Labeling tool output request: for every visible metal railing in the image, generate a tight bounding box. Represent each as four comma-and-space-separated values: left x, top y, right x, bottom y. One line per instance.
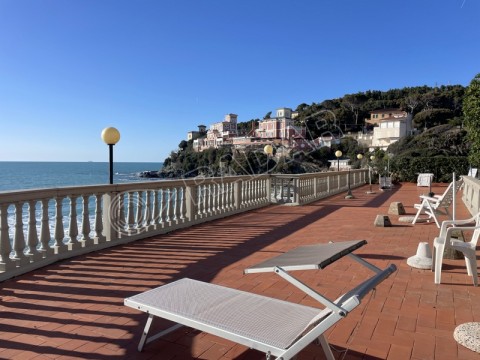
0, 170, 367, 281
271, 169, 367, 205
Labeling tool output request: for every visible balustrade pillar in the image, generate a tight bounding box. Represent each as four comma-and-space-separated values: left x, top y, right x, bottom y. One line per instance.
0, 203, 14, 271
144, 190, 152, 228
152, 190, 160, 226
12, 203, 28, 265
53, 197, 68, 254
102, 192, 120, 242
135, 191, 144, 229
93, 194, 106, 244
234, 180, 242, 209
26, 200, 41, 262
67, 196, 81, 250
127, 192, 135, 230
185, 185, 198, 222
81, 195, 92, 246
39, 199, 53, 257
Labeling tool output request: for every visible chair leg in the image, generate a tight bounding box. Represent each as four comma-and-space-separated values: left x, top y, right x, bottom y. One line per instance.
316, 335, 335, 360
431, 246, 436, 272
412, 202, 426, 225
464, 254, 478, 286
434, 243, 445, 284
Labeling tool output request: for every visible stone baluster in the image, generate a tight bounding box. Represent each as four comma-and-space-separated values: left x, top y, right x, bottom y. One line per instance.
249, 181, 254, 205
174, 188, 180, 222
152, 190, 159, 226
144, 190, 151, 228
211, 183, 217, 213
39, 199, 52, 257
205, 185, 211, 214
26, 200, 41, 262
258, 179, 262, 203
117, 192, 126, 234
215, 183, 221, 212
195, 186, 201, 217
179, 187, 186, 221
12, 202, 28, 264
0, 203, 14, 271
93, 194, 105, 244
136, 191, 144, 230
127, 192, 135, 230
162, 189, 169, 223
67, 196, 80, 250
53, 197, 67, 254
168, 189, 175, 222
81, 195, 92, 246
158, 189, 166, 227
222, 183, 227, 211
185, 185, 198, 222
221, 183, 227, 210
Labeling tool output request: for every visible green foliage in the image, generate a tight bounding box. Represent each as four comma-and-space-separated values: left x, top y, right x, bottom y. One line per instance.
464, 73, 480, 167
178, 140, 188, 150
388, 124, 468, 157
295, 84, 465, 135
389, 156, 469, 183
413, 108, 454, 129
237, 119, 259, 136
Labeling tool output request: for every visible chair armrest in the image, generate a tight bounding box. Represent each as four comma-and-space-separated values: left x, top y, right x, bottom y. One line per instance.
419, 195, 440, 202
445, 226, 479, 240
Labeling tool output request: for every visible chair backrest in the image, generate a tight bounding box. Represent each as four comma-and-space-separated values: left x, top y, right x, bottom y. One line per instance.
435, 177, 464, 209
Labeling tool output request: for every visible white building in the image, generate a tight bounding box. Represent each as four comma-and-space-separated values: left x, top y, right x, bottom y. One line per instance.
369, 113, 413, 151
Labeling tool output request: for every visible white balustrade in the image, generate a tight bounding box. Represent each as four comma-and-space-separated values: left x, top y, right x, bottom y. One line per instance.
462, 176, 480, 216
0, 171, 369, 281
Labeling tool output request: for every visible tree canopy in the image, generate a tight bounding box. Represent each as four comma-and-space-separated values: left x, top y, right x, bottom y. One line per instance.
464, 73, 480, 167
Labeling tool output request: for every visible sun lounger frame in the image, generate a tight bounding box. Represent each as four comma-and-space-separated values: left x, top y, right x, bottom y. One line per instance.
125, 240, 396, 360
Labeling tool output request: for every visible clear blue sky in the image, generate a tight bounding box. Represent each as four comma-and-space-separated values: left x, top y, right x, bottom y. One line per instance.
0, 0, 478, 162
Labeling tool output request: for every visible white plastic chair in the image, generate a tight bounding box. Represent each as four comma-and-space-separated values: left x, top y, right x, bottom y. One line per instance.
432, 212, 480, 286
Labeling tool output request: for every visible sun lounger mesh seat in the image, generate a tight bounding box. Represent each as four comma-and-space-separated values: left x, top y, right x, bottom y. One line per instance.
127, 278, 331, 350
125, 240, 396, 359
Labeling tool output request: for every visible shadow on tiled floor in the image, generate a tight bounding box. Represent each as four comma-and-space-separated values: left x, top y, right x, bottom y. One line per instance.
1, 182, 479, 359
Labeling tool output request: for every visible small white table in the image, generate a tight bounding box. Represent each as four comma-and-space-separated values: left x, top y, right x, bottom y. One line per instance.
417, 173, 434, 187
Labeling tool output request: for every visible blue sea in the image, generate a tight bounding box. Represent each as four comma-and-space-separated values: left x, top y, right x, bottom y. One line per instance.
0, 161, 163, 192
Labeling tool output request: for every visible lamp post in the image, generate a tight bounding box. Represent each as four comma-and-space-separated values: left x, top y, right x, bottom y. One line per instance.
367, 155, 375, 194
335, 150, 342, 171
345, 154, 363, 200
264, 144, 273, 174
101, 127, 121, 184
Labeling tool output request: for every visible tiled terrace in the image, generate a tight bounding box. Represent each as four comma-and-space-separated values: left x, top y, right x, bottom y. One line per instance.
0, 182, 479, 360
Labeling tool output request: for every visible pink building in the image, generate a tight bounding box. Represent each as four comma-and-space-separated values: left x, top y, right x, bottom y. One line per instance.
255, 108, 306, 141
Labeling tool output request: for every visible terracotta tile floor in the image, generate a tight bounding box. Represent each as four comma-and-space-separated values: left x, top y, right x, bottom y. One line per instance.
1, 182, 479, 360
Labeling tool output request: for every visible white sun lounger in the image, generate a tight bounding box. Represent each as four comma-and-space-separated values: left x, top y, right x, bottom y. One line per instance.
125, 240, 396, 360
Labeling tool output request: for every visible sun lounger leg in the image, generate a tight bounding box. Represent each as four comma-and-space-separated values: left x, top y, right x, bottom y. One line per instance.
138, 315, 184, 351
139, 314, 154, 351
317, 335, 335, 360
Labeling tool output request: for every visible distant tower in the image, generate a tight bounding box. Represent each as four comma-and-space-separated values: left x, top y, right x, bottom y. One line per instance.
276, 108, 292, 119
224, 114, 238, 123
198, 125, 207, 134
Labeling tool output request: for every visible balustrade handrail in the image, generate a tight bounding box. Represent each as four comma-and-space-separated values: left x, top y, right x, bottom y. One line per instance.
0, 170, 367, 281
